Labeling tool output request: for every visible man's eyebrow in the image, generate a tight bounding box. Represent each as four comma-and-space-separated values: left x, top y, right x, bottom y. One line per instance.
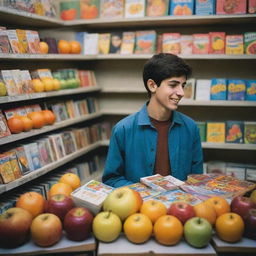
168, 80, 186, 84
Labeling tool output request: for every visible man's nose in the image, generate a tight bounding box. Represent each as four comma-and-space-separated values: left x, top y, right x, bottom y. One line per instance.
176, 84, 184, 96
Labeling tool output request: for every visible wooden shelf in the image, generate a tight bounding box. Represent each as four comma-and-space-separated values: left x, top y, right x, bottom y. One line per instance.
0, 87, 101, 104
0, 112, 102, 146
0, 142, 101, 195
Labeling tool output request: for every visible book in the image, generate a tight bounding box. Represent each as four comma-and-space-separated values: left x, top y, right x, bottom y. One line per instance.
244, 32, 256, 55
170, 0, 194, 15
11, 69, 24, 94
244, 122, 256, 144
210, 78, 227, 100
0, 111, 11, 138
120, 32, 135, 54
162, 33, 181, 55
61, 131, 77, 155
216, 0, 246, 14
209, 32, 225, 54
183, 78, 195, 100
0, 29, 12, 53
1, 70, 19, 96
225, 35, 244, 55
180, 35, 193, 55
109, 32, 122, 54
246, 80, 256, 101
37, 139, 53, 166
0, 154, 16, 184
71, 180, 114, 214
192, 33, 209, 54
6, 30, 22, 54
227, 79, 246, 100
125, 0, 145, 18
14, 146, 31, 174
100, 0, 124, 18
16, 29, 28, 54
98, 33, 111, 54
195, 0, 215, 15
196, 121, 206, 142
226, 121, 244, 143
26, 30, 41, 54
48, 134, 66, 160
146, 0, 169, 16
51, 102, 69, 122
206, 122, 226, 143
5, 151, 22, 179
195, 79, 211, 101
33, 0, 45, 15
135, 30, 156, 54
83, 33, 99, 55
20, 70, 34, 93
80, 0, 100, 19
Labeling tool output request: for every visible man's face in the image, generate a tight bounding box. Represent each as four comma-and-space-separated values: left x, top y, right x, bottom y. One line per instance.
151, 76, 186, 111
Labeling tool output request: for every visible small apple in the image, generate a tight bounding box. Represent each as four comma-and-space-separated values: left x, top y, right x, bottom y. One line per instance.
0, 82, 7, 96
45, 194, 74, 222
92, 211, 122, 242
30, 213, 62, 247
167, 202, 195, 225
250, 190, 256, 205
64, 207, 94, 241
184, 217, 212, 248
244, 208, 256, 240
231, 196, 256, 221
0, 207, 33, 248
103, 187, 140, 221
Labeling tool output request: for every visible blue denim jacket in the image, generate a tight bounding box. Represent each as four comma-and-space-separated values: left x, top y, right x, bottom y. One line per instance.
102, 103, 203, 187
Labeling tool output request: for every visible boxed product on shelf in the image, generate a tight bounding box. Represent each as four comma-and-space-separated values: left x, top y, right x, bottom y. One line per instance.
216, 0, 247, 14
59, 0, 80, 20
162, 33, 181, 55
248, 0, 256, 14
48, 134, 66, 160
225, 35, 244, 55
210, 78, 227, 100
5, 151, 22, 179
244, 121, 256, 144
192, 33, 209, 54
1, 70, 19, 96
195, 79, 211, 100
37, 138, 54, 166
227, 79, 246, 100
83, 33, 99, 55
109, 32, 122, 54
146, 0, 169, 16
196, 121, 206, 142
206, 122, 225, 143
26, 30, 41, 54
180, 35, 193, 55
125, 0, 145, 18
98, 33, 111, 54
71, 180, 114, 214
225, 163, 246, 180
0, 29, 12, 53
80, 0, 100, 19
61, 131, 78, 155
246, 80, 256, 101
244, 32, 256, 55
0, 153, 16, 184
24, 142, 42, 170
20, 70, 34, 93
100, 0, 124, 18
195, 0, 215, 15
0, 111, 11, 138
169, 0, 194, 15
6, 29, 22, 54
33, 0, 45, 15
135, 30, 157, 54
120, 31, 135, 54
209, 32, 225, 54
226, 121, 244, 143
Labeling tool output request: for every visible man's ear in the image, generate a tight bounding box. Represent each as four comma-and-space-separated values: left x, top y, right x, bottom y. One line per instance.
147, 79, 157, 93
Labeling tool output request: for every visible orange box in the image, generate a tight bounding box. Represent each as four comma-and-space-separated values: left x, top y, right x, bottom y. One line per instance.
209, 32, 225, 54
216, 0, 247, 14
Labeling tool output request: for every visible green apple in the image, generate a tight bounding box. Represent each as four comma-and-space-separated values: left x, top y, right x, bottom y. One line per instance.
0, 82, 7, 96
250, 190, 256, 205
184, 217, 212, 248
60, 79, 68, 89
92, 211, 122, 242
103, 187, 139, 221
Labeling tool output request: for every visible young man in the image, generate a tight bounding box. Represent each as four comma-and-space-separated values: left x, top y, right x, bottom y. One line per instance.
103, 53, 203, 187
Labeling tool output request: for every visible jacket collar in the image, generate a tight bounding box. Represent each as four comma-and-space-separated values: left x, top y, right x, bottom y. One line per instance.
138, 102, 183, 126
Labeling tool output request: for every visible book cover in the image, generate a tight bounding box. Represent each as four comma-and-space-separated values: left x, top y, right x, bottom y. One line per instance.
41, 0, 57, 17
206, 122, 226, 143
248, 0, 256, 14
197, 121, 206, 142
227, 79, 246, 100
170, 0, 194, 15
11, 69, 24, 94
210, 78, 227, 100
49, 134, 66, 160
225, 35, 244, 55
0, 29, 12, 53
180, 35, 193, 55
100, 0, 124, 18
98, 33, 111, 54
51, 102, 69, 122
244, 32, 256, 55
195, 0, 215, 15
183, 78, 195, 100
37, 139, 53, 166
120, 31, 135, 54
209, 32, 225, 54
59, 0, 80, 20
14, 146, 31, 174
61, 131, 77, 155
135, 30, 156, 54
109, 32, 122, 54
162, 33, 181, 55
80, 0, 100, 19
226, 121, 244, 143
246, 80, 256, 101
20, 70, 34, 93
3, 0, 35, 12
244, 122, 256, 144
126, 183, 161, 200
0, 111, 11, 138
33, 0, 45, 15
216, 0, 246, 14
84, 33, 99, 55
6, 30, 23, 54
29, 142, 42, 170
195, 79, 211, 101
125, 0, 145, 18
1, 70, 19, 96
0, 154, 16, 184
5, 151, 22, 179
146, 0, 169, 16
65, 100, 76, 118
16, 29, 28, 54
26, 30, 41, 54
192, 33, 209, 54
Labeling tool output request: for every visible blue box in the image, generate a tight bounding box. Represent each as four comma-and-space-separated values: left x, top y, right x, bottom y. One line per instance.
195, 0, 215, 15
169, 0, 194, 15
226, 121, 244, 143
246, 80, 256, 101
210, 78, 227, 100
227, 79, 246, 100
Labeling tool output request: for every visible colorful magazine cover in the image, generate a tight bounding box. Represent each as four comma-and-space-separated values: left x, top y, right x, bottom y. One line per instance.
109, 32, 122, 54
146, 0, 169, 16
135, 30, 156, 54
125, 0, 145, 18
98, 33, 111, 54
120, 32, 135, 54
80, 0, 100, 19
100, 0, 124, 18
126, 183, 161, 200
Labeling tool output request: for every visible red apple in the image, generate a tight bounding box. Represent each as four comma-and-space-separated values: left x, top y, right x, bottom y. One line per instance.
30, 213, 62, 247
0, 207, 33, 248
244, 208, 256, 240
64, 207, 94, 241
231, 196, 256, 221
45, 194, 74, 222
167, 202, 196, 225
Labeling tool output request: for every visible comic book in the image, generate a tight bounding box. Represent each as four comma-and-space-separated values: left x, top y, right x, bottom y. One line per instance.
0, 111, 11, 138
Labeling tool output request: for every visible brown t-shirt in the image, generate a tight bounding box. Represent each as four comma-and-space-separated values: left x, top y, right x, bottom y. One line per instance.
150, 117, 171, 176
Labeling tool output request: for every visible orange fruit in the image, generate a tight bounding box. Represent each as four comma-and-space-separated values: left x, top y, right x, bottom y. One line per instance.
204, 196, 230, 217
49, 182, 73, 198
32, 79, 44, 92
193, 202, 217, 226
18, 115, 34, 132
7, 116, 24, 133
123, 213, 153, 244
69, 41, 81, 54
27, 111, 45, 129
59, 173, 81, 191
153, 215, 183, 245
52, 79, 61, 90
41, 110, 55, 125
140, 200, 167, 224
16, 191, 45, 218
39, 41, 49, 54
41, 77, 54, 91
58, 40, 71, 54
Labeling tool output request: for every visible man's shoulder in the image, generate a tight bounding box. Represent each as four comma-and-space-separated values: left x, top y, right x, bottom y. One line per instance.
114, 111, 139, 130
